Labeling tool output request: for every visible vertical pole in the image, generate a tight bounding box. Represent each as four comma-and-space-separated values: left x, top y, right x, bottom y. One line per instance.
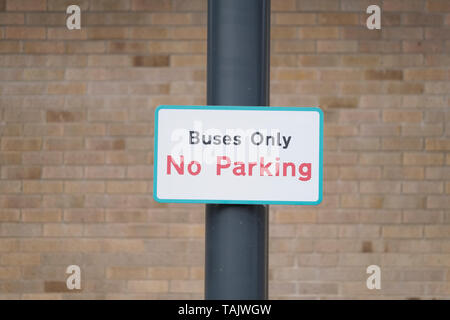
205, 0, 270, 300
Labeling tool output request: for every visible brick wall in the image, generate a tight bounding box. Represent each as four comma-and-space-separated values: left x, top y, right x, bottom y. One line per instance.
0, 0, 449, 299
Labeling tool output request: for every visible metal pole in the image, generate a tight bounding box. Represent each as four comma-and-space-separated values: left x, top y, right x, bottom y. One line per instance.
205, 0, 270, 300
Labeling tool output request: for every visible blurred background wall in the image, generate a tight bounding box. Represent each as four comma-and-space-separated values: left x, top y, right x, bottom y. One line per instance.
0, 0, 449, 299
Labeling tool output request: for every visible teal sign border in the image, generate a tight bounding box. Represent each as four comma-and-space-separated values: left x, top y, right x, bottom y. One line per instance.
153, 105, 323, 205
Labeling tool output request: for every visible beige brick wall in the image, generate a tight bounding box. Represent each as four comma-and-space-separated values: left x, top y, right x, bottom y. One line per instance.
0, 0, 449, 299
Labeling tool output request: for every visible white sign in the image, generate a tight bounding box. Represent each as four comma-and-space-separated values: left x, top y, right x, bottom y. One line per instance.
153, 106, 323, 205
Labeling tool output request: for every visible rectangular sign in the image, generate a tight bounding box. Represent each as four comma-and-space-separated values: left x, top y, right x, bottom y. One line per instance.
154, 105, 323, 205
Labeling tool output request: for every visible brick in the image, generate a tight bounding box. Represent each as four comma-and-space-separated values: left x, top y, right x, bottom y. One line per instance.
132, 0, 171, 11
297, 0, 338, 11
274, 209, 317, 224
22, 209, 62, 222
274, 13, 316, 25
42, 166, 83, 179
342, 55, 381, 67
5, 27, 45, 39
127, 166, 153, 179
318, 13, 359, 25
173, 0, 206, 11
23, 69, 65, 81
66, 41, 106, 54
402, 124, 443, 137
324, 124, 358, 137
403, 13, 443, 26
86, 12, 151, 26
0, 267, 21, 280
403, 181, 443, 194
360, 124, 400, 137
340, 167, 381, 180
298, 55, 339, 67
47, 28, 87, 40
384, 0, 424, 11
0, 124, 22, 136
425, 139, 450, 151
405, 69, 447, 81
65, 182, 105, 193
47, 83, 86, 95
2, 167, 42, 180
23, 181, 63, 194
386, 83, 425, 95
170, 280, 202, 293
340, 138, 380, 151
129, 27, 169, 39
6, 0, 46, 11
403, 40, 442, 53
169, 224, 204, 238
317, 41, 358, 53
149, 41, 205, 54
385, 195, 426, 209
425, 226, 450, 238
360, 181, 401, 194
365, 70, 403, 80
359, 41, 401, 53
274, 69, 317, 81
0, 181, 21, 193
383, 27, 423, 40
43, 195, 84, 208
272, 27, 297, 40
0, 153, 22, 165
319, 97, 358, 109
152, 13, 192, 25
274, 40, 316, 53
384, 166, 425, 180
87, 27, 127, 40
64, 152, 104, 165
24, 42, 65, 54
0, 41, 21, 53
171, 27, 206, 40
86, 139, 125, 151
47, 0, 89, 10
342, 27, 381, 40
46, 111, 84, 123
105, 152, 147, 165
427, 196, 450, 209
1, 253, 40, 266
107, 182, 148, 194
0, 13, 24, 24
170, 55, 205, 67
85, 167, 126, 179
383, 226, 423, 238
403, 210, 442, 224
383, 111, 422, 123
341, 82, 384, 95
341, 195, 384, 209
299, 27, 339, 39
382, 138, 423, 150
133, 55, 169, 67
403, 153, 444, 165
106, 267, 146, 280
43, 224, 83, 237
128, 280, 168, 293
64, 209, 105, 223
2, 138, 42, 151
91, 0, 130, 11
64, 124, 105, 136
105, 209, 147, 223
427, 0, 450, 12
44, 138, 84, 151
320, 70, 363, 81
88, 110, 128, 122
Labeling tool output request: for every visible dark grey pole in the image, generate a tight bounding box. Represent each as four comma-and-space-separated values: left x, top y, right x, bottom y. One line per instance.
205, 0, 270, 300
